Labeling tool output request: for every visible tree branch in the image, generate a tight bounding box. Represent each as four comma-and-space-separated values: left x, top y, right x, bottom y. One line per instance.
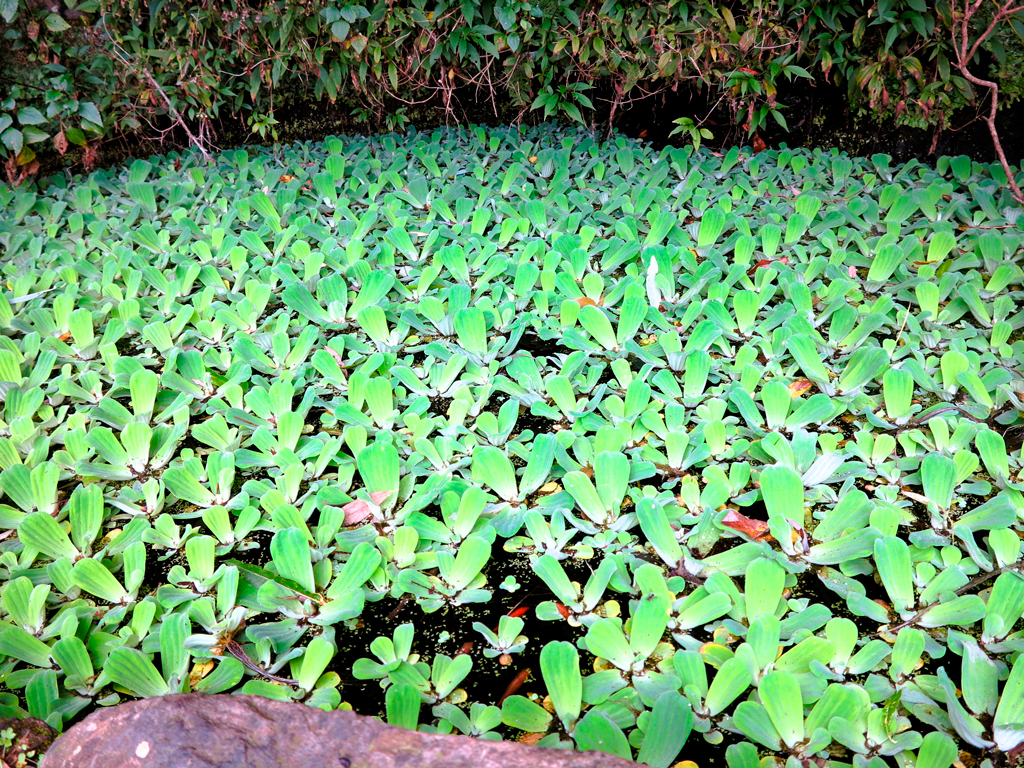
951, 0, 1024, 205
141, 70, 213, 163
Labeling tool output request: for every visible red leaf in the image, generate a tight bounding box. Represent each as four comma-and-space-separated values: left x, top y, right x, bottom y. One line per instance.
342, 490, 395, 525
369, 490, 394, 505
721, 510, 773, 541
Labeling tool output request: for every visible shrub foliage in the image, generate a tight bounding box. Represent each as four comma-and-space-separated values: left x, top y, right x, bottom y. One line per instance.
2, 0, 1024, 176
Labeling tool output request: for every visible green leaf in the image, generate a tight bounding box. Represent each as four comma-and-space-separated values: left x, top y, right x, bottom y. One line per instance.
917, 595, 985, 628
704, 657, 752, 716
975, 429, 1009, 484
162, 466, 216, 506
472, 447, 517, 502
356, 441, 400, 497
745, 557, 784, 621
160, 611, 190, 683
573, 709, 631, 759
733, 701, 782, 750
226, 559, 320, 601
838, 347, 888, 395
634, 692, 692, 768
106, 647, 170, 698
1, 127, 22, 153
928, 231, 956, 263
17, 512, 80, 561
454, 307, 487, 357
883, 368, 914, 421
993, 651, 1024, 750
16, 108, 44, 126
445, 535, 490, 590
774, 636, 836, 675
0, 626, 52, 667
298, 636, 335, 693
1, 0, 18, 24
921, 453, 956, 509
540, 641, 582, 729
270, 527, 315, 594
629, 592, 671, 658
874, 536, 914, 613
501, 695, 552, 731
961, 638, 998, 716
71, 558, 127, 603
563, 470, 607, 524
917, 732, 958, 768
534, 555, 579, 606
386, 682, 421, 730
867, 243, 904, 282
889, 628, 925, 681
759, 670, 805, 748
331, 20, 350, 40
585, 618, 634, 671
44, 12, 70, 31
805, 683, 865, 734
76, 101, 101, 127
983, 571, 1024, 641
65, 126, 87, 146
519, 433, 556, 497
637, 499, 682, 568
787, 335, 832, 391
725, 743, 761, 768
698, 207, 727, 247
433, 652, 472, 698
616, 295, 648, 346
578, 305, 618, 350
194, 657, 245, 694
68, 484, 104, 553
51, 636, 94, 682
594, 451, 629, 521
676, 591, 733, 629
325, 542, 381, 599
759, 465, 804, 521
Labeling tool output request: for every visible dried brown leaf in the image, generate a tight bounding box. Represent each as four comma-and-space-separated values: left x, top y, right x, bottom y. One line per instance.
721, 510, 773, 541
788, 380, 813, 397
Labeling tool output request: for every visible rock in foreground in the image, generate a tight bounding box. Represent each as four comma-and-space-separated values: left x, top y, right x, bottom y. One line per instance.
41, 693, 638, 768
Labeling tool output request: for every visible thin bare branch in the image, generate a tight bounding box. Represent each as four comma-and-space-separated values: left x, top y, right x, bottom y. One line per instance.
141, 71, 214, 164
950, 0, 1024, 204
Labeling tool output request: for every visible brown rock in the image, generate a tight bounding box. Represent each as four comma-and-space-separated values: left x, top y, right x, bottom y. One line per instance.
41, 693, 636, 768
0, 717, 58, 767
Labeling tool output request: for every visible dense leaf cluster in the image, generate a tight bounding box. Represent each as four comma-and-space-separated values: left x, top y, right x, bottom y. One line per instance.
1, 124, 1024, 767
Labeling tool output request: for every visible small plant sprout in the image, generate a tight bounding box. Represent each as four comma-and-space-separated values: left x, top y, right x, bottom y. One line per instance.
472, 615, 529, 659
